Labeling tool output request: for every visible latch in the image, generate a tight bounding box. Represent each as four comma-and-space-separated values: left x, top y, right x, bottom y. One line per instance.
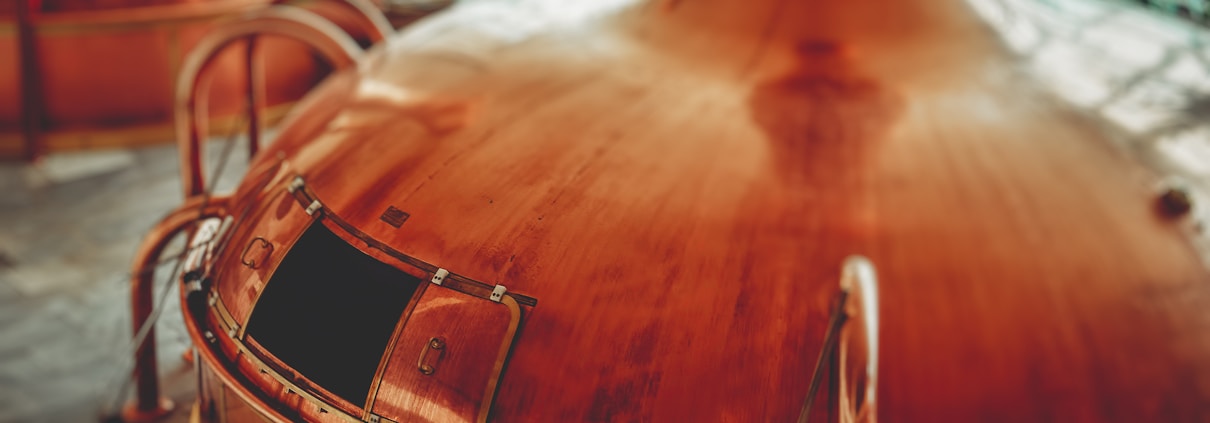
431, 268, 448, 286
304, 200, 323, 216
287, 176, 305, 193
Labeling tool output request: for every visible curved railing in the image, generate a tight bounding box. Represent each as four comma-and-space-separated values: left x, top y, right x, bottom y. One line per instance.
174, 5, 366, 198
799, 255, 880, 423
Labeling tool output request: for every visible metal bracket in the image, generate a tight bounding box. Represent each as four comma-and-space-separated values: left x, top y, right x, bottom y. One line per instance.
183, 218, 222, 280
305, 200, 323, 216
490, 284, 507, 302
431, 268, 448, 286
185, 279, 204, 294
287, 176, 305, 193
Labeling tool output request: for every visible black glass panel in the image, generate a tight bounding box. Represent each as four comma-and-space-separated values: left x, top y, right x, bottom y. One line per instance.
245, 222, 420, 405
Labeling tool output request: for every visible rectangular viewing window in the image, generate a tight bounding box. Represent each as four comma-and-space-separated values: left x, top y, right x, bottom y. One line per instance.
245, 222, 421, 406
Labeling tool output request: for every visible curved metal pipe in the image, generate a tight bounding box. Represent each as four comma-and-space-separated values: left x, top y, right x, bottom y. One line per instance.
337, 0, 394, 42
175, 6, 365, 197
799, 255, 880, 423
275, 0, 395, 43
838, 255, 879, 423
126, 195, 230, 422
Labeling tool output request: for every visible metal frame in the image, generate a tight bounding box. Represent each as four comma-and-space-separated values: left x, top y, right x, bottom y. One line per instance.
182, 185, 530, 422
230, 175, 535, 422
284, 176, 540, 307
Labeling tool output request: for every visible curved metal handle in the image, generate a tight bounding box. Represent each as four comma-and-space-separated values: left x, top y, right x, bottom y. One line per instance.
175, 6, 366, 198
798, 255, 880, 423
417, 337, 445, 375
839, 256, 879, 423
240, 237, 273, 269
275, 0, 394, 43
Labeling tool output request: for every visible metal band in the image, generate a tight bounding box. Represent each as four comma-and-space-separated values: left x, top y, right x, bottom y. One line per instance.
209, 293, 365, 422
286, 176, 540, 307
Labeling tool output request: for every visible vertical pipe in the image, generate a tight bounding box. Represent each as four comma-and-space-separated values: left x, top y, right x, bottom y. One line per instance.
16, 0, 44, 162
123, 228, 178, 422
124, 196, 227, 421
245, 35, 264, 158
180, 65, 210, 199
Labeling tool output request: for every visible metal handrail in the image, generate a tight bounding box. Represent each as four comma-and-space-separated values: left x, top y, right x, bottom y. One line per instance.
174, 5, 365, 198
274, 0, 395, 42
798, 255, 880, 423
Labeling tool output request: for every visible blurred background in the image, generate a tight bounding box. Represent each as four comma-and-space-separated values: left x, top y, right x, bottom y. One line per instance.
0, 0, 1206, 421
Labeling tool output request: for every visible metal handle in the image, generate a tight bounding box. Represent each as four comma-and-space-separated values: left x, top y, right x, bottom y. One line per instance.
175, 6, 366, 198
240, 237, 273, 269
417, 337, 445, 375
798, 255, 880, 423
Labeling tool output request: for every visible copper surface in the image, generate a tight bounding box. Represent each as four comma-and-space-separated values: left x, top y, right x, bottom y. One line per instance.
160, 0, 1210, 421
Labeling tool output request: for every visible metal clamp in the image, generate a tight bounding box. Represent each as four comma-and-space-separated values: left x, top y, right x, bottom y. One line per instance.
287, 176, 305, 193
431, 268, 449, 286
304, 200, 323, 216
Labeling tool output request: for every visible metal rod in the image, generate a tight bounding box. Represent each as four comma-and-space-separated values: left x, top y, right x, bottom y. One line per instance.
245, 35, 264, 159
798, 290, 848, 423
128, 231, 184, 419
124, 197, 229, 421
175, 6, 365, 198
17, 0, 45, 162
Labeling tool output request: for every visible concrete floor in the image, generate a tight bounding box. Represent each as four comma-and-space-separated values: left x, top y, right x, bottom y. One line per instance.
0, 0, 1206, 422
0, 140, 250, 423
